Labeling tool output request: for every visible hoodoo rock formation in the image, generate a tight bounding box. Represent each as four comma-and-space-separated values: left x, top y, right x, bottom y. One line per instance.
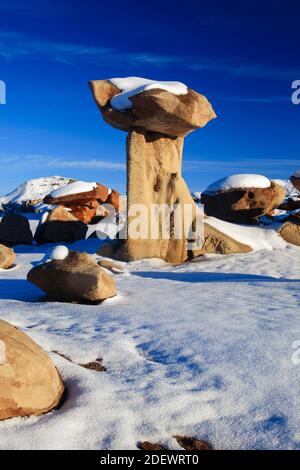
90, 77, 216, 263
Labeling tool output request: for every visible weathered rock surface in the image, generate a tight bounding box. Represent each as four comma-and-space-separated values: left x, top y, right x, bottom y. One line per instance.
27, 251, 116, 302
290, 174, 300, 192
43, 183, 120, 224
0, 244, 16, 269
35, 207, 87, 244
174, 435, 213, 451
90, 77, 216, 263
201, 182, 285, 224
199, 222, 252, 255
89, 79, 216, 138
123, 130, 203, 263
279, 221, 300, 246
0, 320, 64, 420
0, 214, 33, 246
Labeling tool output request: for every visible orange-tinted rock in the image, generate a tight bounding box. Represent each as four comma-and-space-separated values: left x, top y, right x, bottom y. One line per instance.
0, 320, 64, 420
35, 207, 87, 244
106, 189, 121, 211
0, 244, 16, 269
89, 79, 216, 138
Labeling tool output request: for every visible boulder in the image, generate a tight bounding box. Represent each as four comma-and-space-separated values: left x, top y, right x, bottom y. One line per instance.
27, 251, 116, 303
89, 79, 216, 138
201, 181, 285, 224
0, 214, 33, 246
35, 207, 87, 244
279, 222, 300, 246
199, 223, 252, 255
290, 174, 300, 192
68, 200, 99, 224
0, 320, 64, 420
0, 244, 16, 269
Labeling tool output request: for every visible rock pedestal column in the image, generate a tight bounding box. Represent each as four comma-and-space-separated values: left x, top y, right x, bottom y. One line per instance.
124, 130, 201, 263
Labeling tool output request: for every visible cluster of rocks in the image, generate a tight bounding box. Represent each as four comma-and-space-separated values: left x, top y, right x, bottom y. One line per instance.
43, 181, 120, 224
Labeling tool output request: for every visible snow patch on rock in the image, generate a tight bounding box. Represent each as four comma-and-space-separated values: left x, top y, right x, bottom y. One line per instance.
204, 174, 271, 194
109, 76, 188, 111
206, 216, 286, 251
50, 181, 97, 198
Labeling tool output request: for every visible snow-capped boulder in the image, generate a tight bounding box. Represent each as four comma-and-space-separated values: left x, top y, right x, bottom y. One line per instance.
35, 206, 87, 244
201, 175, 286, 224
27, 251, 116, 303
89, 76, 216, 137
0, 244, 16, 269
290, 169, 300, 193
0, 320, 64, 420
43, 181, 120, 224
0, 214, 33, 246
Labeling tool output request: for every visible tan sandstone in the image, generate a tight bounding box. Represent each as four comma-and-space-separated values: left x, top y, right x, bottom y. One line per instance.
0, 320, 64, 420
27, 251, 116, 303
0, 244, 16, 269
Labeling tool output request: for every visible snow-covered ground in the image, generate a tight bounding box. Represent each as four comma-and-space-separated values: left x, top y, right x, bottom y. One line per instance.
1, 228, 300, 449
0, 176, 73, 206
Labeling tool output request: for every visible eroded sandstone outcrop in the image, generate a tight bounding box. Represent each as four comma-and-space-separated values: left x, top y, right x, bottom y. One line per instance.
90, 77, 216, 262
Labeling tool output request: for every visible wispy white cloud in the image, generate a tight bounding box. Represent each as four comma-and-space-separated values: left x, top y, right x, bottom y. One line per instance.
184, 158, 300, 175
0, 30, 182, 67
0, 154, 125, 170
189, 59, 300, 80
1, 30, 297, 82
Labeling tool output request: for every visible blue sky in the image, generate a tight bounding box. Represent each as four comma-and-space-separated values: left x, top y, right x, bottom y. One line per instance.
0, 0, 299, 195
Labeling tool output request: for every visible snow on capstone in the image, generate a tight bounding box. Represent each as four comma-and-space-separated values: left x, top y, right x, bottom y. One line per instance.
50, 245, 69, 260
204, 174, 271, 194
50, 181, 97, 198
109, 76, 188, 111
